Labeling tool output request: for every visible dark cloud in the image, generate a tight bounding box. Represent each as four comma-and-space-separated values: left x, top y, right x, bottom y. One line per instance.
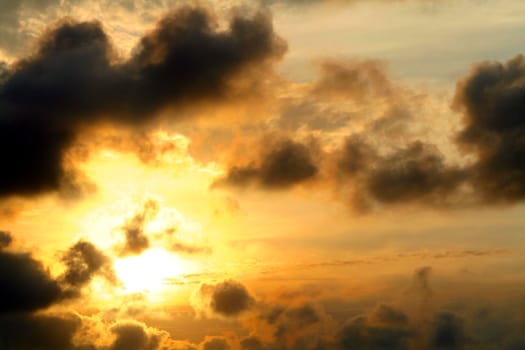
118, 199, 159, 256
60, 240, 116, 290
0, 249, 62, 314
196, 280, 255, 317
453, 54, 525, 203
365, 141, 465, 205
334, 138, 466, 210
210, 280, 256, 316
0, 234, 113, 315
271, 304, 325, 342
110, 322, 161, 350
336, 136, 378, 178
214, 139, 319, 189
256, 302, 412, 350
0, 230, 12, 249
0, 312, 86, 350
430, 311, 466, 349
0, 5, 286, 199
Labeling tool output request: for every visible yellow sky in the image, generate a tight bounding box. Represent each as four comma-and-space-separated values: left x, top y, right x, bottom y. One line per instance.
0, 1, 524, 349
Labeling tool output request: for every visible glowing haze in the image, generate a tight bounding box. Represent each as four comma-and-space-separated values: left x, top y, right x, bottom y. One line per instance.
0, 0, 524, 349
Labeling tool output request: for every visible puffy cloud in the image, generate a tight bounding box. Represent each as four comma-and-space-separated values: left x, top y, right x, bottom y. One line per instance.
331, 138, 467, 211
0, 232, 118, 314
214, 138, 319, 189
194, 280, 256, 317
453, 54, 525, 203
0, 5, 286, 199
110, 322, 162, 350
364, 142, 465, 205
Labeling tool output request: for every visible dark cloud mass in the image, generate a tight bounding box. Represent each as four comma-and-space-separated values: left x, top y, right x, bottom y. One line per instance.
0, 312, 84, 350
365, 141, 465, 205
210, 280, 255, 316
215, 139, 319, 189
0, 232, 115, 315
333, 138, 466, 210
453, 54, 525, 203
0, 249, 62, 314
0, 5, 286, 199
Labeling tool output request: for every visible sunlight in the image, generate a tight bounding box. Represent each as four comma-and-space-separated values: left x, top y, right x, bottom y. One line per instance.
114, 248, 185, 293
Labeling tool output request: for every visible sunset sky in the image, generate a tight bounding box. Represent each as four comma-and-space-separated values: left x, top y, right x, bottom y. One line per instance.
0, 0, 524, 349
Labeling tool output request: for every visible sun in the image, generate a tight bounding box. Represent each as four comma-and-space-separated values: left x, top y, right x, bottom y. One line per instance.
114, 248, 185, 293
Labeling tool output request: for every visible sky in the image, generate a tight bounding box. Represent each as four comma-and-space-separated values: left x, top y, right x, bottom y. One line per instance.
0, 0, 524, 349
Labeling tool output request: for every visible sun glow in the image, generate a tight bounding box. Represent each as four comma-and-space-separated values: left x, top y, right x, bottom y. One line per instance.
114, 249, 185, 293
